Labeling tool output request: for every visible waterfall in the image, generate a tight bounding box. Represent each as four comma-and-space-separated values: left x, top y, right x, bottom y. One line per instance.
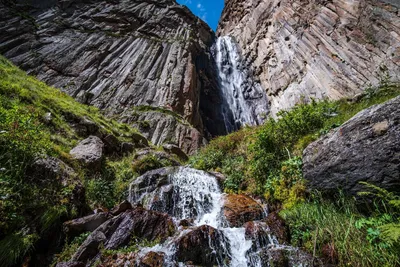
213, 36, 269, 132
129, 167, 289, 267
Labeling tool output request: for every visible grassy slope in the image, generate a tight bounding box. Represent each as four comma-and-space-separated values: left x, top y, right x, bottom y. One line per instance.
0, 56, 168, 266
190, 83, 400, 266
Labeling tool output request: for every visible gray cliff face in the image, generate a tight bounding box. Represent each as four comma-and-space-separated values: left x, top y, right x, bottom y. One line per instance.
0, 0, 226, 153
217, 0, 400, 116
303, 95, 400, 196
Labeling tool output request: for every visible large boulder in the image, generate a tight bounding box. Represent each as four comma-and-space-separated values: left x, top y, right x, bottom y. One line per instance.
70, 136, 104, 171
71, 207, 175, 264
175, 225, 229, 266
63, 212, 112, 238
303, 96, 400, 196
222, 194, 265, 227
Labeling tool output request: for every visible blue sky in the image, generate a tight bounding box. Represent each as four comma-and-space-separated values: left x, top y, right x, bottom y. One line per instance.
177, 0, 224, 31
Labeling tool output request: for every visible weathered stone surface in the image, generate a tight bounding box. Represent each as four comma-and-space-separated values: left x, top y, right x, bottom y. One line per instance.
102, 134, 121, 155
26, 157, 77, 185
139, 251, 166, 267
63, 212, 111, 238
218, 0, 400, 116
163, 143, 189, 161
303, 96, 400, 196
244, 221, 272, 251
134, 149, 181, 168
265, 212, 290, 244
70, 136, 104, 170
222, 194, 265, 227
71, 207, 175, 264
72, 231, 107, 263
260, 247, 318, 267
110, 200, 133, 216
124, 110, 206, 155
175, 225, 229, 266
0, 0, 226, 153
73, 117, 99, 137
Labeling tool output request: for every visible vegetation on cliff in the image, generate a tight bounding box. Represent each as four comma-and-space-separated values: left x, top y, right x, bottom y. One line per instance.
190, 83, 400, 266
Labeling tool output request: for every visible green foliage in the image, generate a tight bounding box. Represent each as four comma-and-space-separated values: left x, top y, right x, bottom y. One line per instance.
263, 157, 306, 208
190, 84, 400, 201
281, 195, 400, 266
132, 154, 173, 175
0, 56, 144, 265
102, 236, 160, 256
53, 232, 90, 265
0, 232, 39, 266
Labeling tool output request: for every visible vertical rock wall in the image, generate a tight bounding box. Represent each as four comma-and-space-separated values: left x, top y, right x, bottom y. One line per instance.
0, 0, 226, 153
218, 0, 400, 116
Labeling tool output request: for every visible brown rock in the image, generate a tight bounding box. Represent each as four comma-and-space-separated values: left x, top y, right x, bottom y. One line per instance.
265, 212, 290, 244
223, 194, 264, 227
244, 221, 271, 250
110, 200, 133, 216
63, 212, 112, 238
139, 251, 165, 267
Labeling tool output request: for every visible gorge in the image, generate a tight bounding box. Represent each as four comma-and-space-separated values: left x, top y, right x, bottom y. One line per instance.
0, 0, 399, 266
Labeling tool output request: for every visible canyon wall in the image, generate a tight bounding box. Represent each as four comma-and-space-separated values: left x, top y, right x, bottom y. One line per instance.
0, 0, 227, 154
217, 0, 400, 116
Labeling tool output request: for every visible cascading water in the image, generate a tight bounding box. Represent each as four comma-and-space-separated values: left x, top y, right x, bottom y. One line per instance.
128, 167, 288, 267
213, 36, 269, 132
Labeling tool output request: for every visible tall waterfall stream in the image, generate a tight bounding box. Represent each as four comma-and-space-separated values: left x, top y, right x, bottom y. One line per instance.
213, 36, 269, 132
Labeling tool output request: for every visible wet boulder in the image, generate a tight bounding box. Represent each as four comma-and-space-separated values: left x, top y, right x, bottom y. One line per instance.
303, 96, 400, 196
260, 247, 318, 267
175, 225, 229, 266
105, 207, 176, 250
129, 167, 177, 204
223, 194, 265, 227
63, 212, 112, 238
70, 136, 104, 171
244, 221, 272, 250
265, 212, 290, 244
139, 251, 166, 267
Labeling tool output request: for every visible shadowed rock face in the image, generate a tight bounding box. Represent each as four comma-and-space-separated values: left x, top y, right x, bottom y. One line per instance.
217, 0, 400, 116
0, 0, 226, 153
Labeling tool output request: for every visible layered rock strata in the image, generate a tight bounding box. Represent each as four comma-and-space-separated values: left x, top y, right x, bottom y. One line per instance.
218, 0, 400, 116
0, 0, 226, 153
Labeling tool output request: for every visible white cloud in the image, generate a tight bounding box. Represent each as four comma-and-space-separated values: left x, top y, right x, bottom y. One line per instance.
196, 1, 207, 21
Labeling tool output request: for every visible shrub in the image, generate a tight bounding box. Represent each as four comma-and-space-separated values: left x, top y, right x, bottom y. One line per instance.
281, 191, 400, 266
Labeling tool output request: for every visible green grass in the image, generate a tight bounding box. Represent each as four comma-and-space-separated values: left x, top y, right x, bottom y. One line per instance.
190, 83, 400, 266
280, 191, 400, 266
190, 84, 400, 205
0, 56, 148, 265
